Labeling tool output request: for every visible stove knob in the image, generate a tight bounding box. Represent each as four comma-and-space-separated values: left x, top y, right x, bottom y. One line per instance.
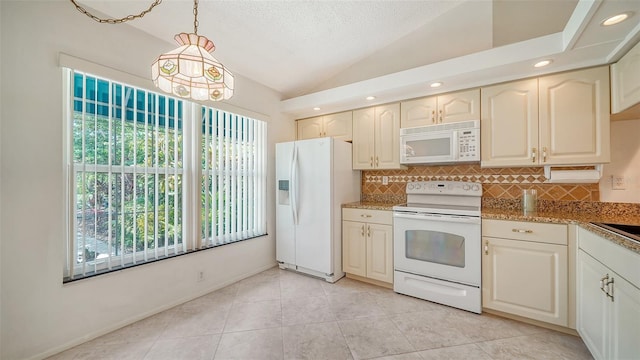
407, 183, 414, 190
472, 184, 480, 191
463, 185, 470, 191
415, 183, 422, 190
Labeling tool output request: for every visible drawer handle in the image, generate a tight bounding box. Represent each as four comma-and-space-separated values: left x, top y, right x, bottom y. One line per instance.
600, 274, 608, 293
361, 214, 372, 218
512, 229, 533, 233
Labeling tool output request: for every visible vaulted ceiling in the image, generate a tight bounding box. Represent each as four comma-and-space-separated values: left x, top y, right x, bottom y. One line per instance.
79, 0, 640, 117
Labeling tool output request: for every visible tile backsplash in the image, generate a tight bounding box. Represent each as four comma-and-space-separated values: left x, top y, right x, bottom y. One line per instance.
362, 164, 600, 203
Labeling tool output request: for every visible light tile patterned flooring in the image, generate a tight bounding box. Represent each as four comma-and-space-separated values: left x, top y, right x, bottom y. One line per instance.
49, 267, 593, 360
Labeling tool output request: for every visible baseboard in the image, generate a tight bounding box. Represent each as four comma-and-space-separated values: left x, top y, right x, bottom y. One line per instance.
482, 308, 579, 336
345, 273, 393, 289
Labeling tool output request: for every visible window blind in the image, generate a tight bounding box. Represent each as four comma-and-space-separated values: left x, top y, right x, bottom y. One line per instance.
201, 107, 267, 246
68, 70, 185, 279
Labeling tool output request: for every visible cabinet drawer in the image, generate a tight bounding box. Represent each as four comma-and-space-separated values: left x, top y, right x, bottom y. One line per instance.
343, 208, 392, 225
482, 219, 567, 245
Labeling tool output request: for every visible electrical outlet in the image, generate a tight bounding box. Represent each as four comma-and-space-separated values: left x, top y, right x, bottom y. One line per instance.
612, 175, 625, 190
197, 271, 205, 282
382, 176, 389, 185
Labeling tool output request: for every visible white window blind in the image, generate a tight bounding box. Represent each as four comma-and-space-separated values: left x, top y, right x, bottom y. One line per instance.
67, 70, 185, 279
201, 107, 267, 245
64, 69, 267, 281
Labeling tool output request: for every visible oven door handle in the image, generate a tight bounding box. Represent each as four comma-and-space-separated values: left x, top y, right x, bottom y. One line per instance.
393, 212, 481, 224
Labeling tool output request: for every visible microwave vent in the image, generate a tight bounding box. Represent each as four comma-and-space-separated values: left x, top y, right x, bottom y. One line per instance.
401, 120, 479, 135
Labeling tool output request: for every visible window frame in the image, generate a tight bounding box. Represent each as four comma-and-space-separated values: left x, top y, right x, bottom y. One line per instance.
62, 64, 268, 282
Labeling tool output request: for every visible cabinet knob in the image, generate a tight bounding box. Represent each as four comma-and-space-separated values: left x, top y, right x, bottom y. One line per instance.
367, 225, 371, 237
375, 156, 379, 167
361, 225, 365, 237
484, 240, 489, 255
370, 156, 373, 167
360, 214, 372, 218
542, 147, 547, 163
439, 109, 443, 123
512, 229, 533, 233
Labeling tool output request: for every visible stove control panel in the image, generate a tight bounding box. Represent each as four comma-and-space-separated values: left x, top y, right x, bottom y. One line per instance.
406, 181, 482, 196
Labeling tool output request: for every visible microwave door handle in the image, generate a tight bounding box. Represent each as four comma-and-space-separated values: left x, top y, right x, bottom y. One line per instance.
452, 131, 459, 160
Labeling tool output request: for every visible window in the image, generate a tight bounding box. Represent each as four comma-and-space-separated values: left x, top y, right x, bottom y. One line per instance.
64, 69, 266, 281
201, 107, 267, 246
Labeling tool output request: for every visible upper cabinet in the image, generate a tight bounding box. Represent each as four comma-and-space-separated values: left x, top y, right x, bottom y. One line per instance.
353, 103, 403, 170
481, 79, 539, 167
611, 40, 640, 114
296, 111, 352, 141
481, 66, 610, 167
400, 89, 480, 128
539, 67, 610, 165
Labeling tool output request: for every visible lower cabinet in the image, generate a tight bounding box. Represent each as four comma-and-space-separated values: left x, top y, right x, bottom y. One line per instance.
342, 208, 393, 284
576, 227, 640, 360
482, 219, 570, 327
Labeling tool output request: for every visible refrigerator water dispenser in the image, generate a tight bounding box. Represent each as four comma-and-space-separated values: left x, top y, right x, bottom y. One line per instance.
278, 180, 290, 205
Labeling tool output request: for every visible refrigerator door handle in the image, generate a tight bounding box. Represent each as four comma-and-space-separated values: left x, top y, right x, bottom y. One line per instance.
291, 145, 299, 225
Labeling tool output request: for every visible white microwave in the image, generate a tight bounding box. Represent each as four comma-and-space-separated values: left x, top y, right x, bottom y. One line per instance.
400, 120, 480, 165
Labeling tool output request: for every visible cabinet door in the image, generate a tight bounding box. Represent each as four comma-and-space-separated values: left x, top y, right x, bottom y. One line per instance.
352, 108, 376, 170
366, 224, 393, 283
374, 103, 401, 169
324, 111, 353, 142
539, 66, 610, 165
437, 89, 480, 123
611, 41, 640, 113
297, 117, 323, 140
343, 221, 367, 277
609, 271, 640, 360
480, 79, 539, 167
576, 249, 608, 360
400, 96, 437, 128
482, 237, 568, 326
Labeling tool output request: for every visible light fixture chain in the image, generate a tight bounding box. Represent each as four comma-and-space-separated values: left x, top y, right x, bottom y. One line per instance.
193, 0, 199, 34
69, 0, 163, 24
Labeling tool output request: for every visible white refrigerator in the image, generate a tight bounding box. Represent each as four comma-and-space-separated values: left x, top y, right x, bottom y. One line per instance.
276, 137, 361, 282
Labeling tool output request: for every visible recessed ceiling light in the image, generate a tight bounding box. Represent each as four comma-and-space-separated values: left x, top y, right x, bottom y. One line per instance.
366, 96, 376, 101
534, 60, 552, 68
430, 82, 443, 88
602, 12, 631, 26
313, 107, 320, 111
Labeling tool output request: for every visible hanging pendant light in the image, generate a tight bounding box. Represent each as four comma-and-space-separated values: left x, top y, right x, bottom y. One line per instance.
151, 0, 234, 101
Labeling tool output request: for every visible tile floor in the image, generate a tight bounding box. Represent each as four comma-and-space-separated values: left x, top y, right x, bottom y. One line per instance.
49, 267, 593, 360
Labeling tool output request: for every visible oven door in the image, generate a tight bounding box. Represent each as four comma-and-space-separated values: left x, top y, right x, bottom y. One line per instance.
393, 211, 481, 286
400, 131, 457, 164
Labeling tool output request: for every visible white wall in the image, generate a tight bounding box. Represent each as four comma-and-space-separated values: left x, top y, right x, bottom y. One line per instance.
0, 2, 294, 359
600, 119, 640, 203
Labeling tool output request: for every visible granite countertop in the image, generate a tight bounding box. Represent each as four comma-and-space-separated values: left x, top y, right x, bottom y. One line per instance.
482, 208, 640, 255
342, 201, 640, 255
